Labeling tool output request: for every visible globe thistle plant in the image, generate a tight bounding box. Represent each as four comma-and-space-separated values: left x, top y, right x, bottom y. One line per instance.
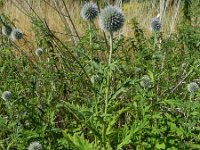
99, 6, 125, 147
35, 48, 43, 57
151, 17, 161, 32
187, 82, 199, 93
10, 28, 23, 41
81, 2, 98, 46
99, 6, 125, 33
81, 2, 98, 21
28, 141, 42, 150
2, 25, 12, 36
140, 75, 151, 89
1, 91, 12, 101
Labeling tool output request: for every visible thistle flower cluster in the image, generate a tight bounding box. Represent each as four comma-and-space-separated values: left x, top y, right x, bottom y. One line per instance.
1, 91, 12, 101
187, 82, 199, 93
80, 2, 125, 33
135, 67, 142, 74
2, 25, 12, 36
140, 75, 151, 88
28, 141, 42, 150
35, 48, 44, 57
10, 28, 23, 41
151, 17, 161, 32
81, 3, 98, 21
99, 6, 125, 32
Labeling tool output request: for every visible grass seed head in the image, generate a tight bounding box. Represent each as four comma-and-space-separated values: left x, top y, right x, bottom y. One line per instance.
81, 2, 98, 21
99, 6, 125, 32
28, 141, 42, 150
10, 28, 23, 41
1, 91, 12, 101
187, 82, 199, 93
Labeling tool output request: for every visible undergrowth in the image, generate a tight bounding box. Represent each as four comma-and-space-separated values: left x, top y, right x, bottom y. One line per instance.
0, 1, 200, 150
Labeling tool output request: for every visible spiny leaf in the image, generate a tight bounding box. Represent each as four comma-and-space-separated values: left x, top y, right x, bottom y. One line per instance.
107, 107, 131, 135
61, 100, 101, 140
117, 119, 148, 150
62, 131, 95, 150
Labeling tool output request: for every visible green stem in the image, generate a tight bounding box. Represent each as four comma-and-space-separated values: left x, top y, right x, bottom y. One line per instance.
89, 22, 92, 46
102, 31, 113, 150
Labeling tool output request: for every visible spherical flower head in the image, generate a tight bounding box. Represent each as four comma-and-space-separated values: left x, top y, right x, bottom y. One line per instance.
140, 75, 150, 88
2, 25, 12, 36
1, 91, 12, 101
35, 48, 43, 57
187, 82, 199, 93
81, 3, 98, 21
28, 141, 42, 150
151, 17, 161, 32
135, 67, 142, 74
99, 6, 125, 32
10, 28, 23, 41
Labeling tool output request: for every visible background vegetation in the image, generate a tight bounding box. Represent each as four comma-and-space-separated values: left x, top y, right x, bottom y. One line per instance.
0, 0, 200, 149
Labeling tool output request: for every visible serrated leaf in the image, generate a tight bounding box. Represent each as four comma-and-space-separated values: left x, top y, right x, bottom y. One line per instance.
107, 107, 131, 134
62, 131, 94, 150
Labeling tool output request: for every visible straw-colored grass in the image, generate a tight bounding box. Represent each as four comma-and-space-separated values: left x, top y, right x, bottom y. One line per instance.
1, 1, 181, 40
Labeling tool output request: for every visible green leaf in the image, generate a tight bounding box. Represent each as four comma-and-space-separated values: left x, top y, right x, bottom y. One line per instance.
61, 101, 101, 140
107, 107, 131, 134
62, 131, 95, 150
155, 143, 166, 149
117, 119, 148, 150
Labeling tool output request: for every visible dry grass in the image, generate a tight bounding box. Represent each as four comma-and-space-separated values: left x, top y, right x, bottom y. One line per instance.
1, 0, 181, 41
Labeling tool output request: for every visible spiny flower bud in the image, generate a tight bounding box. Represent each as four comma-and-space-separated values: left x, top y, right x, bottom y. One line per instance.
151, 17, 161, 32
2, 25, 12, 36
99, 6, 125, 32
10, 28, 23, 41
35, 48, 43, 57
140, 75, 150, 88
28, 141, 42, 150
81, 3, 98, 21
187, 82, 199, 93
1, 91, 12, 101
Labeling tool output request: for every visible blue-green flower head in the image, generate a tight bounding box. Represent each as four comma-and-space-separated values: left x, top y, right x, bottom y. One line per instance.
187, 82, 199, 93
28, 141, 42, 150
2, 25, 12, 36
99, 6, 125, 32
35, 48, 43, 57
1, 91, 12, 101
81, 2, 98, 21
10, 28, 23, 41
151, 17, 161, 32
140, 75, 150, 88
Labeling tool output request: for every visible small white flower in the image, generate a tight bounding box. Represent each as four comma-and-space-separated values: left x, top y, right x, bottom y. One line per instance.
187, 82, 199, 93
28, 141, 42, 150
1, 91, 12, 101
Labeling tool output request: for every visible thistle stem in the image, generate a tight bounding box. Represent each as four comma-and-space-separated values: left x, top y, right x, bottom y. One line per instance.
105, 31, 113, 114
102, 31, 113, 150
89, 22, 92, 46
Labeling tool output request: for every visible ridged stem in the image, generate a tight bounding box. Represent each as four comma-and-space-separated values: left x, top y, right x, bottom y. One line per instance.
89, 22, 92, 46
102, 31, 113, 150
